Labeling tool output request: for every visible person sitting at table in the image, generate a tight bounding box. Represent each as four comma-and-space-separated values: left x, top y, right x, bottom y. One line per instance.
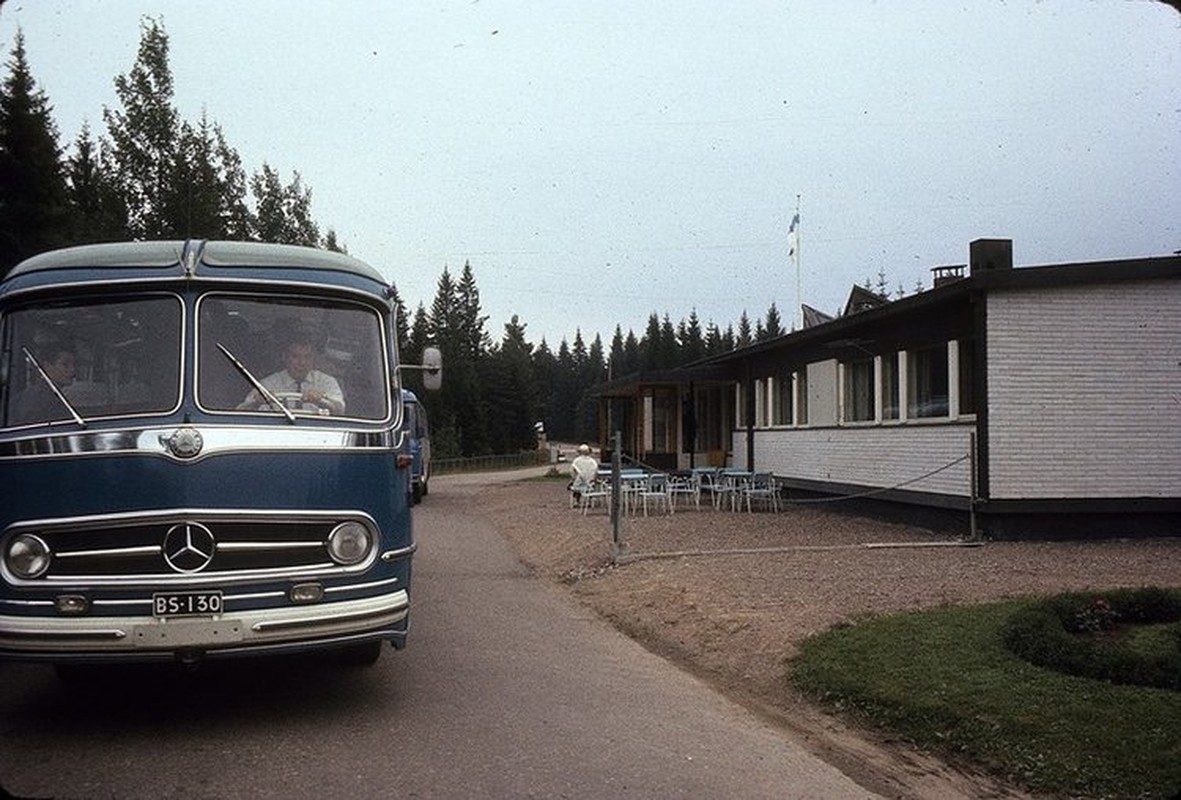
568, 443, 599, 504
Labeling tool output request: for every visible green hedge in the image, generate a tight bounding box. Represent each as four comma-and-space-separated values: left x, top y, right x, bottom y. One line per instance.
1001, 587, 1181, 691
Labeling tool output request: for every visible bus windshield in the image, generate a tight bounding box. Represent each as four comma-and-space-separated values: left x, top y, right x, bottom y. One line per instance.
197, 294, 390, 421
1, 295, 183, 428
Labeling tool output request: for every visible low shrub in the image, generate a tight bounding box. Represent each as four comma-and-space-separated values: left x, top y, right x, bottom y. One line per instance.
1001, 586, 1181, 691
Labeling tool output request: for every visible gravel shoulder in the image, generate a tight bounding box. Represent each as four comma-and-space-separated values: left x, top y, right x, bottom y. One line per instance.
464, 472, 1181, 800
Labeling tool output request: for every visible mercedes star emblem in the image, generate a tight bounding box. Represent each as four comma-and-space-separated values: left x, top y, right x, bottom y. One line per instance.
161, 427, 204, 459
162, 522, 216, 573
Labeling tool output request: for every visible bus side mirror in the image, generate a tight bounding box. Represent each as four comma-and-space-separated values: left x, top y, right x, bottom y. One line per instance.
421, 347, 442, 391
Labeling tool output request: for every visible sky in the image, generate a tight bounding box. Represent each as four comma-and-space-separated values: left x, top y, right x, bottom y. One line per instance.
3, 1, 1179, 348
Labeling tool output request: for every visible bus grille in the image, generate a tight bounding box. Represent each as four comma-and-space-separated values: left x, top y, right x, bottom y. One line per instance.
9, 514, 370, 584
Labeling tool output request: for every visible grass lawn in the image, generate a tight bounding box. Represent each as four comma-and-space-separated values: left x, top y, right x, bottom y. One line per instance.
789, 599, 1181, 799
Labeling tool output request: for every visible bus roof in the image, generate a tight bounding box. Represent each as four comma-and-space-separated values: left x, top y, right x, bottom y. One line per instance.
6, 240, 387, 285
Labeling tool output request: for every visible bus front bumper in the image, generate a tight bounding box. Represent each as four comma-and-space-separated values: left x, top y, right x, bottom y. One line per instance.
0, 590, 409, 662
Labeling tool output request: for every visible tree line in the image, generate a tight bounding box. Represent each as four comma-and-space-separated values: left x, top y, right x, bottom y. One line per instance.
1, 18, 790, 458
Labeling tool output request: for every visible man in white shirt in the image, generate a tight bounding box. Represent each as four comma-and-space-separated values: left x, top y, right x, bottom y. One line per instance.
239, 338, 345, 415
569, 443, 599, 500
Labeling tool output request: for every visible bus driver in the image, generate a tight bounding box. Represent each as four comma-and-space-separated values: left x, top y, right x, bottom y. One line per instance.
239, 336, 345, 415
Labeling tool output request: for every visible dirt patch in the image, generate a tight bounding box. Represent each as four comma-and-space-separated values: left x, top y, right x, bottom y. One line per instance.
475, 476, 1181, 799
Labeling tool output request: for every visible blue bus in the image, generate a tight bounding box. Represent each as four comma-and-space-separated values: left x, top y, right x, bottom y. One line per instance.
401, 389, 431, 505
0, 241, 440, 668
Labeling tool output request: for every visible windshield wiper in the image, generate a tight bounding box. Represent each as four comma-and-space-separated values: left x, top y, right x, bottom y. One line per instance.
216, 343, 297, 423
21, 346, 87, 426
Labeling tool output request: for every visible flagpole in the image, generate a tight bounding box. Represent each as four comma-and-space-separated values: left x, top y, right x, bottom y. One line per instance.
792, 194, 801, 331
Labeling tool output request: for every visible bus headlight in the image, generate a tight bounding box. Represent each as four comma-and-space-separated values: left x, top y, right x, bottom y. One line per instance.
6, 534, 52, 579
327, 522, 372, 566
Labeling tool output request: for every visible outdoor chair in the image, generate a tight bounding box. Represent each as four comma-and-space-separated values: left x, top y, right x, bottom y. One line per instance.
743, 472, 781, 513
696, 468, 725, 510
637, 472, 674, 516
712, 470, 748, 512
668, 472, 701, 511
579, 478, 612, 515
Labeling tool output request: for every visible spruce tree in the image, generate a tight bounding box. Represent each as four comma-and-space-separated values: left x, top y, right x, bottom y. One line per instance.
484, 316, 537, 452
0, 30, 70, 274
736, 312, 753, 348
250, 163, 320, 245
65, 123, 128, 243
761, 302, 784, 340
680, 310, 705, 364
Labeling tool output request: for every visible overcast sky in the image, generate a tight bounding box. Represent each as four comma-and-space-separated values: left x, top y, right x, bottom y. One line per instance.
4, 1, 1179, 347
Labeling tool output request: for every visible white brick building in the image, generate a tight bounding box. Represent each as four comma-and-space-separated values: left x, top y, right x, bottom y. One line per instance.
594, 239, 1181, 538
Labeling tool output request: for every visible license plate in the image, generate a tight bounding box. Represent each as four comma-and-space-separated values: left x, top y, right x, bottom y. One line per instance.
152, 591, 223, 617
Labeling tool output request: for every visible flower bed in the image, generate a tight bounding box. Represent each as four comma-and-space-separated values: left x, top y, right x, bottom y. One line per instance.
1001, 586, 1181, 691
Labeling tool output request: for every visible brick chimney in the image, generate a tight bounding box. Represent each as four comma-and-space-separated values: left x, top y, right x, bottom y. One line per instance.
969, 238, 1013, 275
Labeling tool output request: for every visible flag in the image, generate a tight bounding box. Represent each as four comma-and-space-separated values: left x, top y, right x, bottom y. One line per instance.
787, 211, 800, 256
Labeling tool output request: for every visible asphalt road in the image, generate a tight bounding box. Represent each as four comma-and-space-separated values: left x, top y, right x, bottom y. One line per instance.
0, 470, 877, 799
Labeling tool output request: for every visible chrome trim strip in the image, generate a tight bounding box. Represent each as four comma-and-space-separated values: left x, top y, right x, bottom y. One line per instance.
2, 628, 128, 642
216, 541, 324, 552
0, 599, 53, 608
323, 577, 400, 594
0, 590, 409, 653
250, 593, 408, 633
27, 562, 340, 588
57, 545, 161, 559
0, 424, 400, 460
380, 543, 418, 562
4, 507, 377, 531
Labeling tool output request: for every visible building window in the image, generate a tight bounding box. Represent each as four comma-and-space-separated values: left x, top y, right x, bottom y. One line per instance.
771, 373, 793, 425
843, 358, 875, 422
693, 384, 728, 451
880, 353, 900, 420
752, 379, 764, 427
795, 369, 809, 425
908, 344, 949, 418
958, 339, 976, 416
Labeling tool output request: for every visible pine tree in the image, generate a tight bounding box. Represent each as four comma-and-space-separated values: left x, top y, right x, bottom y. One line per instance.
623, 330, 640, 372
407, 303, 430, 365
531, 339, 559, 440
427, 266, 486, 456
680, 310, 706, 364
387, 284, 411, 359
608, 325, 626, 380
640, 313, 662, 370
659, 314, 678, 368
65, 123, 128, 243
250, 163, 320, 245
704, 322, 724, 356
736, 311, 753, 348
174, 113, 250, 239
0, 30, 70, 274
484, 316, 537, 452
456, 260, 491, 358
759, 302, 784, 341
577, 334, 606, 439
322, 229, 347, 253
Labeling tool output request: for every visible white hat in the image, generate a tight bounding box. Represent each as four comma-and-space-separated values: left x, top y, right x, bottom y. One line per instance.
578, 443, 590, 454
